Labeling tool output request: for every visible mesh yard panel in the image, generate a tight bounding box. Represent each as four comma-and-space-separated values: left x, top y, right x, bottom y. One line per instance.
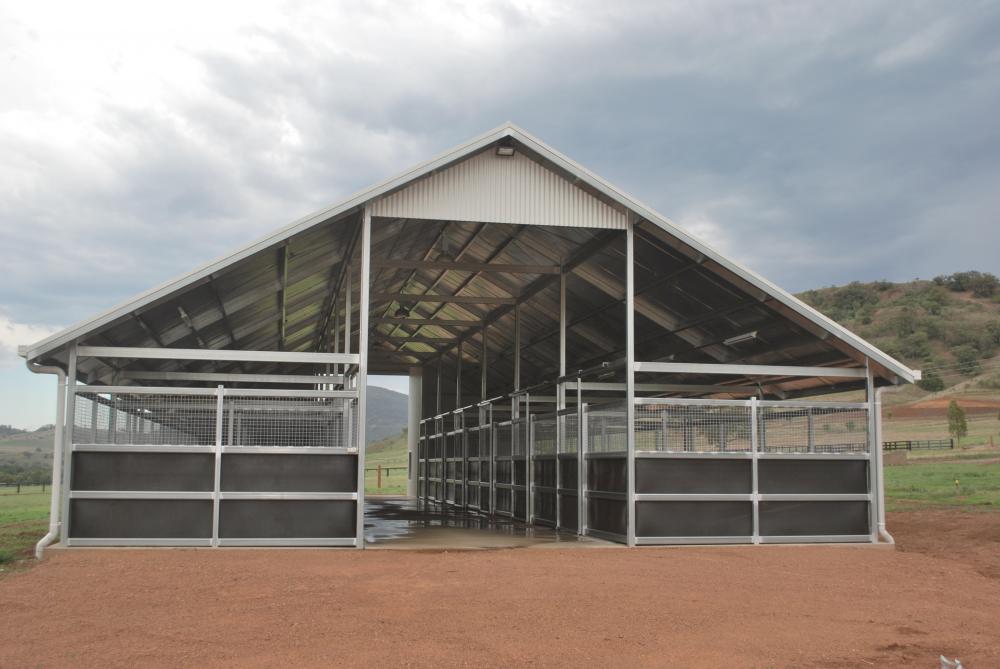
758, 405, 868, 454
561, 412, 579, 454
73, 392, 218, 446
634, 402, 752, 453
495, 422, 512, 457
511, 418, 529, 457
533, 414, 558, 455
223, 396, 357, 449
587, 404, 628, 453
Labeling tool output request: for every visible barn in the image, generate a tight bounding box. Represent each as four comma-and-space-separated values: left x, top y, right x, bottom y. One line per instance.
20, 123, 919, 552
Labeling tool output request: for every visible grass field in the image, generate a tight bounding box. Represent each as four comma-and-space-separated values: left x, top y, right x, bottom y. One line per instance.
364, 430, 409, 495
0, 486, 50, 567
884, 450, 1000, 511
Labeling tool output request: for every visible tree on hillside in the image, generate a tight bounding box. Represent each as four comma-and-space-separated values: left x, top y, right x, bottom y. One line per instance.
935, 271, 1000, 297
947, 400, 968, 446
917, 371, 945, 392
954, 345, 982, 377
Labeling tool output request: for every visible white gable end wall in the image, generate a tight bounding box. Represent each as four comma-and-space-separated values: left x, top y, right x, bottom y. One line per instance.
371, 149, 627, 229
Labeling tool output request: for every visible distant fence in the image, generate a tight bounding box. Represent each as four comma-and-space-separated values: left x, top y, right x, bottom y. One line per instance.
364, 464, 406, 490
0, 482, 48, 494
883, 439, 954, 451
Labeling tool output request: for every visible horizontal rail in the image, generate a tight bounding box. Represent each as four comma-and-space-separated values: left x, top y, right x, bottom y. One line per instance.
635, 536, 752, 545
218, 492, 357, 501
221, 447, 358, 455
216, 538, 357, 547
70, 490, 213, 500
68, 538, 214, 547
636, 493, 751, 502
758, 535, 872, 544
73, 444, 215, 453
634, 361, 867, 379
77, 346, 359, 365
635, 451, 752, 459
74, 385, 356, 399
119, 371, 345, 385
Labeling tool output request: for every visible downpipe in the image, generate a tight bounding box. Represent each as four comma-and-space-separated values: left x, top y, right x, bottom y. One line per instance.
25, 360, 67, 559
875, 385, 900, 545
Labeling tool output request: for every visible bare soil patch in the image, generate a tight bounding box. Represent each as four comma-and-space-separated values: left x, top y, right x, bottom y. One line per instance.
892, 397, 1000, 418
1, 512, 998, 668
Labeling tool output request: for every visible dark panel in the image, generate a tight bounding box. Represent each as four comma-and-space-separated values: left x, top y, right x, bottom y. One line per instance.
588, 458, 626, 493
559, 457, 578, 490
635, 458, 751, 494
514, 490, 527, 519
221, 454, 356, 493
533, 491, 556, 523
559, 494, 579, 531
219, 500, 355, 538
533, 458, 556, 488
636, 501, 752, 537
73, 452, 214, 492
70, 499, 212, 538
758, 460, 869, 494
479, 461, 491, 483
496, 488, 512, 513
588, 497, 626, 536
759, 501, 870, 536
514, 460, 527, 486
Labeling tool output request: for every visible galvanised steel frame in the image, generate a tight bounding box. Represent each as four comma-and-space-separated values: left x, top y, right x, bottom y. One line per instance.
415, 386, 881, 546
26, 178, 903, 550
413, 217, 889, 546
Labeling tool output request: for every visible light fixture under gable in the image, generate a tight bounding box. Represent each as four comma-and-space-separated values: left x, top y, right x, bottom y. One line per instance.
723, 330, 758, 346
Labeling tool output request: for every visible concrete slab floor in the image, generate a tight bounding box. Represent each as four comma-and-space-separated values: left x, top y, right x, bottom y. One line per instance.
363, 496, 614, 550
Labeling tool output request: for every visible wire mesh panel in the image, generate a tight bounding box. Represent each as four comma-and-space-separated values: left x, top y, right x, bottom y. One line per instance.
495, 421, 512, 457
759, 404, 868, 454
634, 401, 752, 453
561, 412, 579, 454
223, 395, 357, 449
74, 392, 218, 446
532, 414, 558, 455
511, 417, 529, 456
587, 403, 628, 453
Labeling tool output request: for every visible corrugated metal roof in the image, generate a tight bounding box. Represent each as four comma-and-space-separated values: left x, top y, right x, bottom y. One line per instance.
19, 122, 919, 394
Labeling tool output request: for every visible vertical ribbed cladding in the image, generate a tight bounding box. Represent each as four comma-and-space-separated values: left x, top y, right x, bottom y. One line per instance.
371, 150, 627, 229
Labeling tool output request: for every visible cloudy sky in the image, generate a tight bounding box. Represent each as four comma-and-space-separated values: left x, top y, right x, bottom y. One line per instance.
1, 0, 999, 427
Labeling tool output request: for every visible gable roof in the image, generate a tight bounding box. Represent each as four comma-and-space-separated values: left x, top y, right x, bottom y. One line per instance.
18, 122, 919, 385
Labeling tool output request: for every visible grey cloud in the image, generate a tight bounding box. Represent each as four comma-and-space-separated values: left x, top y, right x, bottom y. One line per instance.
2, 0, 999, 334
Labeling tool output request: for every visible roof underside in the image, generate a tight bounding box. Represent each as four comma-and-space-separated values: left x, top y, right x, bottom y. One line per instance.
22, 124, 917, 400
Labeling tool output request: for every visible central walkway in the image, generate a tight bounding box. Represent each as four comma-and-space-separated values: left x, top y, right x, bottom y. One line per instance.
363, 497, 612, 549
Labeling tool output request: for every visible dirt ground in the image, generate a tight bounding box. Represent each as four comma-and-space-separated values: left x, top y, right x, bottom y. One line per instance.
2, 512, 999, 668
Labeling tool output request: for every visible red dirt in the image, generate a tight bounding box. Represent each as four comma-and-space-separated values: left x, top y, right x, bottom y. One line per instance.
892, 397, 1000, 418
2, 512, 999, 668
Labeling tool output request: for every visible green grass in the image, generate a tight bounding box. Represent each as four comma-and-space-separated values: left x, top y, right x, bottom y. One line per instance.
365, 431, 409, 495
885, 459, 1000, 510
0, 485, 51, 567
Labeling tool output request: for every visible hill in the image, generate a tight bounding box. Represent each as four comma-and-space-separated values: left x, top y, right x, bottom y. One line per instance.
0, 428, 54, 484
796, 271, 1000, 393
364, 385, 408, 444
